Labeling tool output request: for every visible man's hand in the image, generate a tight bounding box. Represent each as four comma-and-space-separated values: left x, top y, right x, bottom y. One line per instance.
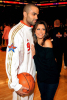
16, 86, 29, 96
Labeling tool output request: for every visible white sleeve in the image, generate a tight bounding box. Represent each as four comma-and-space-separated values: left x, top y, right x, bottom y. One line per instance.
6, 31, 22, 91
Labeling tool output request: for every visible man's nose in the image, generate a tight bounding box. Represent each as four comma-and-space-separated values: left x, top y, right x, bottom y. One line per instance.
35, 15, 38, 19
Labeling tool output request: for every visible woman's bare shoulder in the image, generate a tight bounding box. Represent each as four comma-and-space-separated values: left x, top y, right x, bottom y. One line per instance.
44, 39, 53, 48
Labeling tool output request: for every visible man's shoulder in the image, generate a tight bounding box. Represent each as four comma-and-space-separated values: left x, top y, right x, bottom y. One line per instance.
6, 26, 11, 30
10, 22, 24, 34
9, 22, 25, 40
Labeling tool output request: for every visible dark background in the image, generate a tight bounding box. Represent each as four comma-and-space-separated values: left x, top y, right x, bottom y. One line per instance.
0, 1, 67, 26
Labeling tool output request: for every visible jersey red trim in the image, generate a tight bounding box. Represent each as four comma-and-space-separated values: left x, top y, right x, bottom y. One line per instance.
20, 20, 33, 28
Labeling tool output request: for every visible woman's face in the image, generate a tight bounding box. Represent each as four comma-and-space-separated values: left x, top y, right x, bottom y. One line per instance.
35, 24, 46, 39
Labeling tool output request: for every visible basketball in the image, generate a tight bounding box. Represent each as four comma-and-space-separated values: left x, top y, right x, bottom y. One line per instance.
17, 72, 35, 93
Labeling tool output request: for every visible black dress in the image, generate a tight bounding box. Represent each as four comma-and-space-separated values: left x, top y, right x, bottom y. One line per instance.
33, 43, 59, 84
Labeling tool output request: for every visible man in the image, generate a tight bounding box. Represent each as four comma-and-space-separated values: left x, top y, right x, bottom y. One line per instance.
2, 23, 11, 45
6, 3, 39, 100
49, 19, 63, 74
63, 18, 67, 69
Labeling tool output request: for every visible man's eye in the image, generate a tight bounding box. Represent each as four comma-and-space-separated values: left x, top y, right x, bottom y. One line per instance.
33, 13, 36, 15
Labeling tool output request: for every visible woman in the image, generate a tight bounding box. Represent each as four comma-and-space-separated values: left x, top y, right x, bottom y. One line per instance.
31, 20, 60, 100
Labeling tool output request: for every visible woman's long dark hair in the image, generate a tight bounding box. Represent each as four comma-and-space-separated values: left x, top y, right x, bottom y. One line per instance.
32, 20, 49, 46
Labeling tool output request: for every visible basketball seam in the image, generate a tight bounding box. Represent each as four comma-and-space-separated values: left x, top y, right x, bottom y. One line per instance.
22, 73, 30, 92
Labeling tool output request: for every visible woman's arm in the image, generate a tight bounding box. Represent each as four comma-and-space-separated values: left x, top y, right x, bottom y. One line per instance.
44, 39, 53, 48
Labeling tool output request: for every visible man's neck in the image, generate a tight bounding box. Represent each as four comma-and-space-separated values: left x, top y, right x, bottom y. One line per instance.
22, 19, 31, 27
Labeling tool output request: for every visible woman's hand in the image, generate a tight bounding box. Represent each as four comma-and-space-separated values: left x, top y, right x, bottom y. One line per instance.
31, 44, 35, 57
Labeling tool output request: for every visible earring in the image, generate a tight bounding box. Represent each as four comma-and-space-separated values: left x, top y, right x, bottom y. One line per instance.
34, 34, 37, 39
44, 34, 46, 38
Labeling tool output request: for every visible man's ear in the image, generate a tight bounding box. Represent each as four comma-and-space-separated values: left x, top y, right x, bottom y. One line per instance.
23, 11, 27, 18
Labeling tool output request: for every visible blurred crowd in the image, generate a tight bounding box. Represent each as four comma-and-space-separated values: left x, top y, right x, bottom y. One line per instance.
0, 22, 16, 46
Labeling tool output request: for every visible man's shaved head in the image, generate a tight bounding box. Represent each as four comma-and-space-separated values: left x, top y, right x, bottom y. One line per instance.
23, 3, 38, 14
22, 3, 39, 26
54, 19, 60, 27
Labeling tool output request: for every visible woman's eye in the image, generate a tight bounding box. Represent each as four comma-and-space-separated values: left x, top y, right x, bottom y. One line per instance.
37, 29, 40, 30
43, 29, 45, 30
37, 28, 45, 30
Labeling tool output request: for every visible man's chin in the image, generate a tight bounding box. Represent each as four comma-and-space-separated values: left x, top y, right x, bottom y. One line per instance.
30, 21, 36, 25
32, 22, 36, 25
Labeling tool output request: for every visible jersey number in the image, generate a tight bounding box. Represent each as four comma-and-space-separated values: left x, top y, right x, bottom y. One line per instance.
27, 42, 30, 51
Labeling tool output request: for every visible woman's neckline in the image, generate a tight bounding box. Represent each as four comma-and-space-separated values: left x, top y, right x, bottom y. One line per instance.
36, 42, 52, 49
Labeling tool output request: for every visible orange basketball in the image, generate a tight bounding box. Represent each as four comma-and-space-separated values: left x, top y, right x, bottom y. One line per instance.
17, 72, 35, 93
